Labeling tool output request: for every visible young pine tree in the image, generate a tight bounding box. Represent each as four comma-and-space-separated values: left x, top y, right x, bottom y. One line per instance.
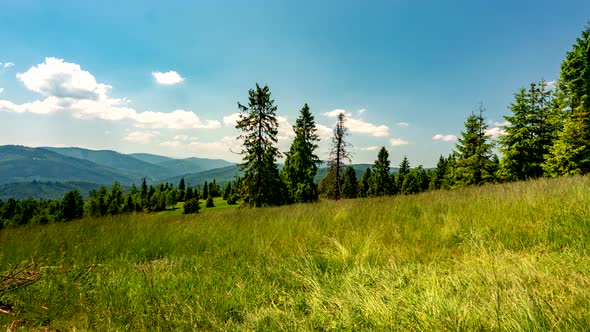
236, 84, 286, 207
370, 147, 392, 196
281, 103, 322, 203
454, 105, 496, 186
342, 166, 358, 199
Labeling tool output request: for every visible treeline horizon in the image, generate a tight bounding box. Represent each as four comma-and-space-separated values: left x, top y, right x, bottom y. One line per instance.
1, 23, 589, 227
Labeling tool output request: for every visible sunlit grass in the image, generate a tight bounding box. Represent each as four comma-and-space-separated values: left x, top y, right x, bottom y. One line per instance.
1, 176, 589, 330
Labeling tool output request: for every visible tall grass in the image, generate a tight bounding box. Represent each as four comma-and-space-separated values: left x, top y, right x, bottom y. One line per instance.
1, 176, 589, 330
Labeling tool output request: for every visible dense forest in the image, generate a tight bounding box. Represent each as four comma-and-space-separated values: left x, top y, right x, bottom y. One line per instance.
1, 23, 589, 228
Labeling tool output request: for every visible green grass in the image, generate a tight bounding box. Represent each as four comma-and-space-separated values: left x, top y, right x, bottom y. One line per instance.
1, 176, 590, 330
156, 197, 238, 216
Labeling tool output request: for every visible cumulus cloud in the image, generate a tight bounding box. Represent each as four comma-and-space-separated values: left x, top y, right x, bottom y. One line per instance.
0, 88, 3, 94
124, 131, 160, 144
396, 122, 409, 127
223, 112, 241, 126
485, 127, 506, 138
152, 70, 184, 85
323, 109, 352, 118
160, 136, 238, 154
0, 57, 220, 129
0, 62, 14, 69
545, 80, 557, 90
432, 134, 458, 142
316, 124, 333, 138
323, 108, 389, 137
390, 138, 409, 146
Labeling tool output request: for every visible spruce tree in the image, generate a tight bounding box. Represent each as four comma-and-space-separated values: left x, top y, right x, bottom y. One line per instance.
202, 181, 208, 199
499, 81, 557, 180
236, 84, 286, 206
454, 105, 496, 186
396, 156, 410, 191
358, 168, 372, 197
370, 147, 392, 196
430, 155, 448, 190
544, 24, 590, 175
327, 113, 351, 200
342, 166, 358, 199
281, 104, 322, 203
178, 178, 186, 201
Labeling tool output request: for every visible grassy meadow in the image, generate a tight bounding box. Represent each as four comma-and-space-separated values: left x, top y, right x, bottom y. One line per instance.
1, 176, 590, 330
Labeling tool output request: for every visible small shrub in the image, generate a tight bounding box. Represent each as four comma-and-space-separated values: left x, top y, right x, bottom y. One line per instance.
183, 198, 200, 214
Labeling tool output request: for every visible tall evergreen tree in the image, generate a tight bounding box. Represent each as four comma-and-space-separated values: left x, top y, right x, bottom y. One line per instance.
396, 156, 411, 191
236, 84, 286, 207
544, 24, 590, 175
281, 104, 322, 203
327, 113, 351, 200
342, 166, 358, 199
499, 81, 557, 180
358, 168, 372, 197
202, 181, 208, 199
178, 177, 186, 201
370, 147, 392, 196
61, 190, 84, 221
454, 105, 496, 186
430, 155, 448, 190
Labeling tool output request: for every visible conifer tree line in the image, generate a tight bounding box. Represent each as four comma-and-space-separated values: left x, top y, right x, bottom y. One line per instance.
1, 23, 589, 226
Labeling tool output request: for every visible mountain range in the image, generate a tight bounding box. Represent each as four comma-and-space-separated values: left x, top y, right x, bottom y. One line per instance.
0, 145, 388, 200
0, 145, 235, 200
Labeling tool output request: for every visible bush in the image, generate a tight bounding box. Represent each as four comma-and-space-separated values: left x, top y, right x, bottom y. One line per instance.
183, 198, 200, 214
206, 196, 215, 208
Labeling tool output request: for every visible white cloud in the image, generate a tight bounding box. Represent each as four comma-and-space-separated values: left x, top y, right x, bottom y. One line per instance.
545, 80, 557, 90
357, 108, 367, 115
396, 122, 409, 127
223, 112, 241, 126
0, 57, 220, 130
360, 146, 379, 151
0, 88, 3, 94
0, 62, 14, 69
323, 109, 351, 118
152, 70, 184, 85
160, 136, 239, 157
323, 108, 389, 137
432, 134, 458, 142
124, 131, 160, 144
316, 124, 333, 138
485, 127, 506, 138
390, 138, 409, 146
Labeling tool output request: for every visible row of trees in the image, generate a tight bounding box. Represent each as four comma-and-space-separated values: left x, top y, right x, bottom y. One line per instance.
0, 177, 236, 228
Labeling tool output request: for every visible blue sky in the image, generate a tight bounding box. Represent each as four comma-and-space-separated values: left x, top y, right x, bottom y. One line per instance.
1, 0, 589, 166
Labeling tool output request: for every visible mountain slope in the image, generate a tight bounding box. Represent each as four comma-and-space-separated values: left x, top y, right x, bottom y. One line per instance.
43, 147, 173, 182
0, 181, 102, 200
0, 145, 134, 185
165, 165, 241, 186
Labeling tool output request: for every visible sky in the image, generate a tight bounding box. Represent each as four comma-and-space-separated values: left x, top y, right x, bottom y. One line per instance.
1, 0, 589, 167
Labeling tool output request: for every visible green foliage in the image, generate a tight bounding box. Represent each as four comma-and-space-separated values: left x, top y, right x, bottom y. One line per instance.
236, 84, 286, 207
183, 198, 200, 214
499, 82, 558, 180
206, 196, 215, 208
61, 190, 84, 221
341, 166, 358, 199
281, 104, 322, 203
357, 168, 372, 198
396, 156, 410, 190
544, 25, 590, 176
369, 147, 393, 196
454, 106, 497, 186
